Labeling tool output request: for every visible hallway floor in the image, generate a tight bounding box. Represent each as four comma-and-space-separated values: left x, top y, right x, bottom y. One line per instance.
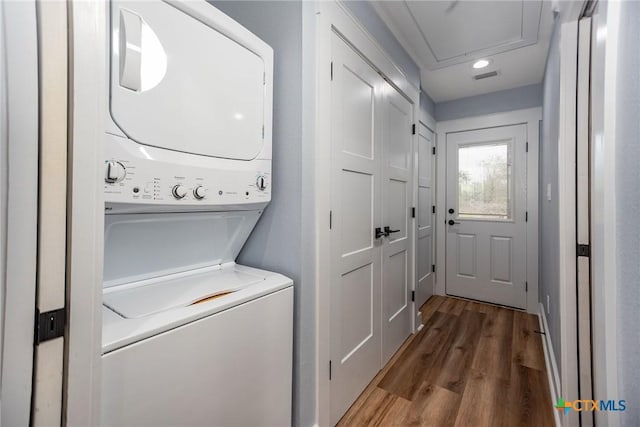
337, 296, 555, 426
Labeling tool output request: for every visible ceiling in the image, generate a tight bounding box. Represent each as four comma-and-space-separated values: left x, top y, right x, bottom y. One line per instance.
371, 1, 555, 102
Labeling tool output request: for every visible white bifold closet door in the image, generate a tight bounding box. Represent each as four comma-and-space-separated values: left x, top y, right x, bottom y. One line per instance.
329, 33, 413, 425
415, 123, 435, 313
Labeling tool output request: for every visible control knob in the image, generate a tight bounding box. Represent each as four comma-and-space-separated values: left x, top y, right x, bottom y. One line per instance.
172, 184, 187, 199
256, 176, 267, 191
105, 160, 126, 183
193, 186, 206, 200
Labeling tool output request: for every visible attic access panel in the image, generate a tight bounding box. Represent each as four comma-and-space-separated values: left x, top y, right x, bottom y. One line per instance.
402, 0, 543, 69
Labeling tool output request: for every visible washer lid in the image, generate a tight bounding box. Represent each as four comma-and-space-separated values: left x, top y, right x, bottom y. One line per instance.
103, 268, 265, 319
103, 211, 262, 288
110, 1, 266, 160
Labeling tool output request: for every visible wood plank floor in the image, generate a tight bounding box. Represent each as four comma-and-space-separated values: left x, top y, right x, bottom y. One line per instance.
337, 296, 555, 427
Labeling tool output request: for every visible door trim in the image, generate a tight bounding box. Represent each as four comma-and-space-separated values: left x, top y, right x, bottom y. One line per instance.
435, 107, 541, 314
64, 1, 107, 425
312, 2, 420, 426
0, 1, 39, 424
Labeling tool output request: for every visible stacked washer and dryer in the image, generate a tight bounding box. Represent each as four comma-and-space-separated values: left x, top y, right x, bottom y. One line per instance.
100, 1, 293, 426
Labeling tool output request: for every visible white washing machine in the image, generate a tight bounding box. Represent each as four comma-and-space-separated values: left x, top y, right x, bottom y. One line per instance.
100, 2, 292, 426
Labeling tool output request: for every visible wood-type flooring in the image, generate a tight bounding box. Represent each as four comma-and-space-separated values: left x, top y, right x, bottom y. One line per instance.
337, 296, 555, 427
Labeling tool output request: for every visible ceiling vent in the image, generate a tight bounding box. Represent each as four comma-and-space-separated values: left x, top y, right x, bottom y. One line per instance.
473, 70, 499, 80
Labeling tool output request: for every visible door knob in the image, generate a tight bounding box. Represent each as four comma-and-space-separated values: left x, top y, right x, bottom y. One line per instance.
448, 219, 460, 226
375, 227, 386, 239
448, 208, 455, 214
384, 226, 400, 234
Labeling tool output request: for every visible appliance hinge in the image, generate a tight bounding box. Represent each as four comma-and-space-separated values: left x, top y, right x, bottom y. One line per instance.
411, 207, 415, 218
411, 290, 415, 302
330, 61, 333, 81
526, 142, 529, 153
329, 360, 332, 380
432, 146, 436, 155
432, 264, 435, 273
329, 210, 332, 229
432, 205, 436, 214
412, 124, 416, 135
526, 211, 528, 222
577, 243, 591, 257
35, 308, 66, 345
526, 281, 528, 292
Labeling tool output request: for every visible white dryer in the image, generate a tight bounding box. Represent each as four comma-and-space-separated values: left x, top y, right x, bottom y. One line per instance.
100, 2, 292, 426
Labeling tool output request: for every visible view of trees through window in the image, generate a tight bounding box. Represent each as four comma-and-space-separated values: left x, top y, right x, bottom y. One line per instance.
458, 142, 511, 219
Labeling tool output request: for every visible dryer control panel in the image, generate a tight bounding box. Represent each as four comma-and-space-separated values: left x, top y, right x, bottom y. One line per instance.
104, 134, 271, 212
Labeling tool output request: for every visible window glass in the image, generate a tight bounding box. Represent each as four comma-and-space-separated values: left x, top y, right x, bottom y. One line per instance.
458, 142, 512, 219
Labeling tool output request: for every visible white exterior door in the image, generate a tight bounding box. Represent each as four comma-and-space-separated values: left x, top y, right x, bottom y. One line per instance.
381, 82, 412, 364
445, 125, 527, 309
415, 122, 435, 312
329, 34, 383, 424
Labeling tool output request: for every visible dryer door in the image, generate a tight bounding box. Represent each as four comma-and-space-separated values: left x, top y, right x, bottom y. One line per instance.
110, 1, 265, 160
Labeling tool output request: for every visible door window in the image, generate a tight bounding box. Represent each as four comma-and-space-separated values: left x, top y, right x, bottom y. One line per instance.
457, 141, 512, 219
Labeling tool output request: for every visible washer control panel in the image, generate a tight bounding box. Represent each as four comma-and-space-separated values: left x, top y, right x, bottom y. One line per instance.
104, 135, 271, 209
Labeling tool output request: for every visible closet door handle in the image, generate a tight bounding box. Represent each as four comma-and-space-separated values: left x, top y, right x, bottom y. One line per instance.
375, 227, 386, 239
384, 226, 400, 234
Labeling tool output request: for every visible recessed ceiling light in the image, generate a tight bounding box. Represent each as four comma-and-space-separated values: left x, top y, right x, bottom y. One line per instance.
473, 59, 491, 69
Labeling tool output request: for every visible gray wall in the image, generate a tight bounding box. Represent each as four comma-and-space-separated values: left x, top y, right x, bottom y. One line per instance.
342, 1, 420, 88
615, 1, 640, 423
420, 90, 436, 119
539, 18, 561, 373
206, 1, 307, 424
435, 83, 543, 121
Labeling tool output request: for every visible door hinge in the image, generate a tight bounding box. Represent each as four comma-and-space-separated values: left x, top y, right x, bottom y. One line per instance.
526, 281, 528, 292
412, 124, 416, 135
432, 205, 436, 214
411, 290, 415, 302
432, 146, 436, 155
432, 264, 436, 273
263, 72, 266, 85
411, 207, 415, 218
526, 142, 529, 153
329, 360, 332, 380
35, 308, 66, 345
329, 210, 333, 229
526, 211, 528, 222
330, 61, 333, 81
262, 125, 265, 139
577, 244, 591, 257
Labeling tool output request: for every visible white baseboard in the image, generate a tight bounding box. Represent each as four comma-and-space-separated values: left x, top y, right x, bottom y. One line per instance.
538, 303, 562, 427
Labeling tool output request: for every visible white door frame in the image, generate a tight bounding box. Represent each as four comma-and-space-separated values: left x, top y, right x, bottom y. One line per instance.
435, 108, 541, 314
64, 1, 106, 425
313, 2, 419, 425
583, 1, 621, 425
0, 1, 39, 424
